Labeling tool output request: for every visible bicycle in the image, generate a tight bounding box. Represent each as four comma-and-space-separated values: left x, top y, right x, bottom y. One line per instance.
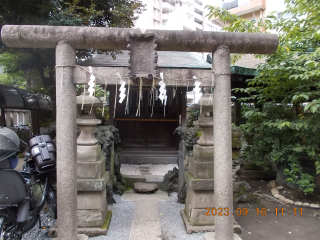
0, 132, 57, 239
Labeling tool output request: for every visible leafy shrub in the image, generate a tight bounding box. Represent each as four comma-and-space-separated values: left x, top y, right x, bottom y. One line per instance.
241, 103, 320, 194
173, 126, 199, 151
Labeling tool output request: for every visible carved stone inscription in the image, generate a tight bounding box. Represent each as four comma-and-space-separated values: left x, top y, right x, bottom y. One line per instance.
127, 34, 158, 80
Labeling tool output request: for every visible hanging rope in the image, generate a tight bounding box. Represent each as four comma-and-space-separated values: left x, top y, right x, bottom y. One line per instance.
114, 79, 118, 119
136, 77, 143, 117
125, 79, 130, 115
209, 70, 215, 104
102, 77, 108, 116
150, 77, 156, 117
89, 86, 95, 115
81, 84, 85, 110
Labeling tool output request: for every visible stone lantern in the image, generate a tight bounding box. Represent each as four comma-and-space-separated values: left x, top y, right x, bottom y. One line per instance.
76, 89, 111, 235
182, 87, 216, 231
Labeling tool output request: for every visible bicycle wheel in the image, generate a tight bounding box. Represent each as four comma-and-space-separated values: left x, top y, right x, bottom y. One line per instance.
0, 215, 8, 240
0, 214, 15, 240
46, 187, 57, 219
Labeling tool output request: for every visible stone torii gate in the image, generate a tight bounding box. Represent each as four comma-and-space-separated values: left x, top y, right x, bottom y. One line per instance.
1, 25, 278, 240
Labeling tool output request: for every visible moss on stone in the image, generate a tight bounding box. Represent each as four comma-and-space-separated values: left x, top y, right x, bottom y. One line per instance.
232, 151, 240, 161
233, 186, 261, 206
232, 126, 242, 149
101, 210, 112, 230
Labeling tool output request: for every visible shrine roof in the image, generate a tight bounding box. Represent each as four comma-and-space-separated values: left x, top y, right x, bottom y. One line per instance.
79, 51, 212, 69
206, 54, 266, 76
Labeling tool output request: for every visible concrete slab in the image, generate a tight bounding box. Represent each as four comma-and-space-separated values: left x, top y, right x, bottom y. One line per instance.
129, 220, 162, 240
133, 201, 159, 221
122, 190, 169, 201
204, 232, 242, 240
128, 197, 163, 240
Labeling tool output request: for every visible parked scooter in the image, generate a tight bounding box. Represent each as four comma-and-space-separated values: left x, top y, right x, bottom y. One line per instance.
0, 128, 57, 239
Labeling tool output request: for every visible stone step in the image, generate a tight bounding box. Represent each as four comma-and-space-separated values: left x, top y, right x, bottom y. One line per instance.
122, 148, 179, 164
123, 175, 164, 189
122, 156, 178, 164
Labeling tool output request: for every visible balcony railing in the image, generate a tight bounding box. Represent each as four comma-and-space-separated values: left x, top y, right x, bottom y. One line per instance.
162, 1, 175, 13
222, 0, 238, 10
223, 0, 265, 16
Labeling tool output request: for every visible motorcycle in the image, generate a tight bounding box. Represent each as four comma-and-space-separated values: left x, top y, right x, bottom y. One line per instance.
0, 128, 57, 240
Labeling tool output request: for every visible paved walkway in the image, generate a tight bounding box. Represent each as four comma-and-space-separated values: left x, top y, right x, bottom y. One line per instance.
122, 190, 168, 240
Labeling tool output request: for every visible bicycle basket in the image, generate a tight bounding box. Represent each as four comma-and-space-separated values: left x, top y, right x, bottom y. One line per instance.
28, 134, 56, 171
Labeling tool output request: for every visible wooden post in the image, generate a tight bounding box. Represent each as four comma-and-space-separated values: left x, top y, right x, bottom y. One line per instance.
235, 101, 241, 126
181, 88, 187, 128
178, 139, 185, 192
31, 110, 40, 134
108, 86, 116, 126
0, 108, 5, 126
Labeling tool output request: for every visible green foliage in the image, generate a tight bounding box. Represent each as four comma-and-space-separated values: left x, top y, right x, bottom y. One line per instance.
39, 118, 54, 128
0, 0, 145, 113
187, 109, 199, 127
207, 0, 320, 194
240, 104, 320, 194
173, 126, 199, 150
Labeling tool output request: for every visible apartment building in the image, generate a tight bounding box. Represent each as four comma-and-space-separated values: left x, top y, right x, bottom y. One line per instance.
134, 0, 221, 31
212, 0, 287, 27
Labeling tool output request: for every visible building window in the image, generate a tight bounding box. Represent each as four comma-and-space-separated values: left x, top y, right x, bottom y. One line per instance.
277, 11, 292, 19
194, 0, 203, 6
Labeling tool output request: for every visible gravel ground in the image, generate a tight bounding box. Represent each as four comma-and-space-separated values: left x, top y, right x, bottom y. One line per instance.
90, 194, 135, 240
158, 193, 205, 240
121, 164, 178, 175
22, 211, 56, 240
23, 192, 205, 240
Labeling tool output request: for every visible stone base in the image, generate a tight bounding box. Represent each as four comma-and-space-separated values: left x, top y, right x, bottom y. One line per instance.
78, 203, 108, 227
204, 232, 242, 240
78, 189, 106, 210
77, 157, 106, 179
185, 187, 215, 223
180, 210, 241, 234
189, 157, 214, 179
193, 144, 214, 162
49, 210, 112, 238
77, 145, 101, 162
185, 171, 214, 191
77, 171, 110, 191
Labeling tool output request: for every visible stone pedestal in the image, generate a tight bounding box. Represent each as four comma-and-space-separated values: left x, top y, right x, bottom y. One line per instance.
183, 87, 215, 227
182, 87, 240, 234
76, 90, 111, 235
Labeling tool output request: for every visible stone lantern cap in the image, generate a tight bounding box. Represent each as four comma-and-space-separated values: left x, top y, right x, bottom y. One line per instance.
192, 86, 213, 127
76, 90, 102, 109
76, 89, 103, 121
193, 87, 213, 109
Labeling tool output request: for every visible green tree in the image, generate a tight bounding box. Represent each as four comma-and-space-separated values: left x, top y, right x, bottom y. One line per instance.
207, 0, 320, 194
0, 0, 145, 112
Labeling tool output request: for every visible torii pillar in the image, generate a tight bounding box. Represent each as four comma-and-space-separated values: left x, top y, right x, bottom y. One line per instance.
1, 25, 278, 240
